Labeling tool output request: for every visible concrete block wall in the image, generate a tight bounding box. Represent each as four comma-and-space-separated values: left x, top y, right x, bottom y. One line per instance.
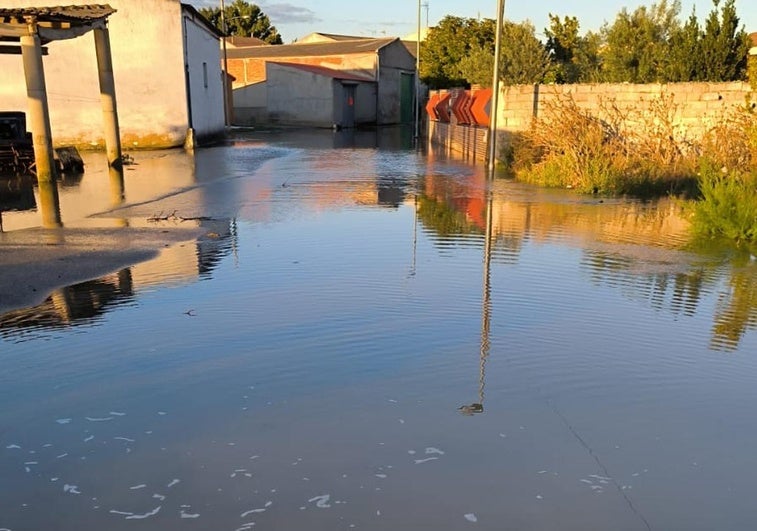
428, 121, 488, 162
428, 82, 754, 162
495, 82, 754, 156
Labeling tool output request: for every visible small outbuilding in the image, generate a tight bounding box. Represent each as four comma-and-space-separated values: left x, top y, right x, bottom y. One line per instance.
227, 36, 417, 126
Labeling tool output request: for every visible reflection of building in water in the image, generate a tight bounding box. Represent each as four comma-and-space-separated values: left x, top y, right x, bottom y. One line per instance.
0, 269, 134, 334
0, 219, 236, 336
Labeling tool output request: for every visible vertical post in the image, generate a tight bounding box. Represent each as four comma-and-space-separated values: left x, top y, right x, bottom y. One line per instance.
20, 20, 56, 184
220, 0, 229, 126
487, 0, 505, 178
94, 23, 123, 169
414, 0, 421, 140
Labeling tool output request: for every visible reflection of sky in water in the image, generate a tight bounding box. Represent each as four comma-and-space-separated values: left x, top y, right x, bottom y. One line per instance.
2, 131, 757, 530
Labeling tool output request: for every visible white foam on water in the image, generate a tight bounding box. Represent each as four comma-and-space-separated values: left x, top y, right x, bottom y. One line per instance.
414, 457, 438, 465
308, 495, 331, 508
83, 436, 94, 442
86, 417, 114, 422
388, 399, 398, 403
6, 444, 21, 449
24, 467, 30, 473
43, 444, 52, 448
110, 412, 126, 416
180, 511, 200, 519
56, 419, 72, 425
398, 419, 405, 424
63, 484, 81, 494
114, 437, 135, 443
250, 455, 260, 460
51, 478, 59, 482
167, 479, 180, 488
425, 447, 444, 455
125, 506, 161, 519
24, 461, 38, 465
375, 474, 387, 479
56, 453, 68, 459
588, 474, 611, 481
537, 471, 547, 474
464, 513, 478, 523
580, 479, 593, 484
157, 412, 167, 416
152, 494, 166, 501
408, 450, 416, 455
130, 485, 147, 490
377, 510, 381, 516
240, 508, 267, 517
109, 510, 133, 517
536, 495, 543, 500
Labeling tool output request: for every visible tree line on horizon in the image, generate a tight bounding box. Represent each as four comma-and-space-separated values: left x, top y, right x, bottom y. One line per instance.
420, 0, 752, 88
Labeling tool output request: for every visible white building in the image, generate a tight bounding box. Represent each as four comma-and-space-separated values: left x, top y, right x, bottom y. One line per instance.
0, 0, 225, 149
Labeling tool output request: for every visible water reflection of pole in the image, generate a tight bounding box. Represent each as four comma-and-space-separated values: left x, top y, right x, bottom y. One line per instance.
460, 188, 493, 415
409, 194, 418, 278
37, 179, 62, 228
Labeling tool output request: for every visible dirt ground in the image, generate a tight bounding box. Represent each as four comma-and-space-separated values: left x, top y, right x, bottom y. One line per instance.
0, 225, 204, 314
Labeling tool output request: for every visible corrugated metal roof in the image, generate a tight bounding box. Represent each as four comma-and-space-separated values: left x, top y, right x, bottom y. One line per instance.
227, 37, 397, 60
0, 4, 115, 22
269, 61, 375, 82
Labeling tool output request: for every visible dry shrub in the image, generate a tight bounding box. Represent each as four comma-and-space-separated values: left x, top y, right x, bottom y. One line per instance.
700, 101, 757, 173
513, 92, 698, 196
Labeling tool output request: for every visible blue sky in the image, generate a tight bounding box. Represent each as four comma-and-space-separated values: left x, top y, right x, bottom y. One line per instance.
188, 1, 757, 43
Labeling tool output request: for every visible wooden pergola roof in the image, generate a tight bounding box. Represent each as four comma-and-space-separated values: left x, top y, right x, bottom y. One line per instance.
0, 4, 115, 45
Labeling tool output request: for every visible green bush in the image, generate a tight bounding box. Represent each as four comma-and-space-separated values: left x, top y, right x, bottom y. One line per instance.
689, 160, 757, 243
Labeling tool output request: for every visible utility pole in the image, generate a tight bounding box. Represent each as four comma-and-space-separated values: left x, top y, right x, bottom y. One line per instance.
220, 0, 229, 126
414, 0, 421, 142
487, 0, 505, 178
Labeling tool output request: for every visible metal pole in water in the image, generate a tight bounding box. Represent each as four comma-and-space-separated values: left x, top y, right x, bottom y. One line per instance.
487, 0, 505, 178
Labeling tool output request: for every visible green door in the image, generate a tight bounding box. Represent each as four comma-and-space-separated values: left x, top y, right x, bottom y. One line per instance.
400, 73, 414, 124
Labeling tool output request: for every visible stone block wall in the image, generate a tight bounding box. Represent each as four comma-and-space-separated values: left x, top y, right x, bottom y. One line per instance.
429, 82, 754, 162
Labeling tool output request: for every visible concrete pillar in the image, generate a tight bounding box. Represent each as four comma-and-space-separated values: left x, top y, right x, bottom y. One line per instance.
20, 23, 56, 184
38, 179, 63, 228
94, 25, 123, 169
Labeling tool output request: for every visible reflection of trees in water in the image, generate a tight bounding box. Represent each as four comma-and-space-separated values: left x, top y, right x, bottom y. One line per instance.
417, 194, 482, 237
583, 248, 757, 351
711, 258, 757, 351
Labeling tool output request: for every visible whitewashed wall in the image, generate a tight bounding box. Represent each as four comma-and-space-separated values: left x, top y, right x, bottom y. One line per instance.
0, 0, 222, 149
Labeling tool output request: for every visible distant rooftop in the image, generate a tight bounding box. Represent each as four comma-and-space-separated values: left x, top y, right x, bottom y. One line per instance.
227, 37, 397, 60
297, 32, 375, 44
226, 35, 269, 48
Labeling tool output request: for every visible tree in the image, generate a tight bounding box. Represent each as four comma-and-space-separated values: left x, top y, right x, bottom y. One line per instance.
666, 11, 702, 81
600, 0, 682, 83
420, 15, 496, 88
699, 0, 749, 81
425, 16, 549, 88
545, 15, 582, 83
499, 21, 551, 85
199, 0, 282, 44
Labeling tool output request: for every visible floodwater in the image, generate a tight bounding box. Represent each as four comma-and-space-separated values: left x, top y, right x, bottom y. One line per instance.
2, 128, 757, 530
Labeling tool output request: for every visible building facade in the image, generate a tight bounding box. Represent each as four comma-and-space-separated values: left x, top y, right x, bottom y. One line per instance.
0, 0, 224, 149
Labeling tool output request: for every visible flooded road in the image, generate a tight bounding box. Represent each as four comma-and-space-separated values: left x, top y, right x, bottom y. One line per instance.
2, 128, 757, 530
